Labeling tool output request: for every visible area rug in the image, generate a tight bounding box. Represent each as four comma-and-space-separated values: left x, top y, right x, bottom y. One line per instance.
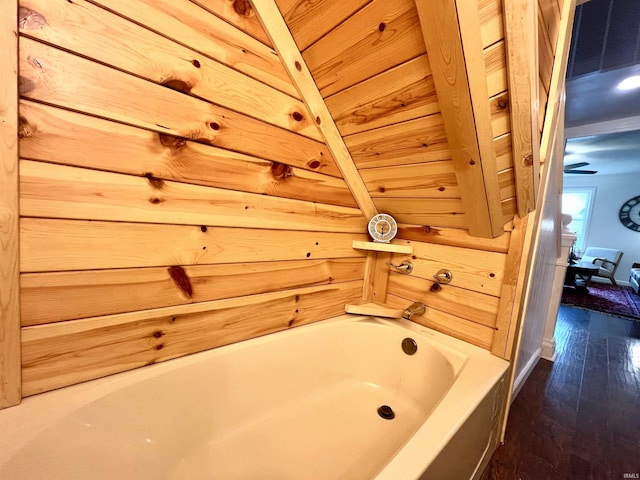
561, 283, 640, 321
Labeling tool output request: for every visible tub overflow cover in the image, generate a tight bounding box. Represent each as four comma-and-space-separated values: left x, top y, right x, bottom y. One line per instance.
402, 337, 418, 355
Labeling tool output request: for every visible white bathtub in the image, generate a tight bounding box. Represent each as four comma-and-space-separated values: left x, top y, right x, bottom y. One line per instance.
0, 315, 508, 480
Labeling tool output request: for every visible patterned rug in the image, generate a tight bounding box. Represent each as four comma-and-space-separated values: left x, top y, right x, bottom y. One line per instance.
561, 283, 640, 321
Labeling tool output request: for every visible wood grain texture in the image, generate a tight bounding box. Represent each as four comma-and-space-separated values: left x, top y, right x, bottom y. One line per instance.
372, 198, 468, 229
325, 55, 439, 136
19, 161, 366, 233
19, 38, 339, 177
345, 115, 451, 169
276, 0, 372, 50
485, 41, 508, 97
18, 101, 357, 208
303, 0, 425, 97
538, 0, 561, 51
387, 294, 494, 349
252, 0, 378, 220
19, 0, 319, 140
416, 0, 500, 237
20, 219, 367, 272
191, 0, 273, 45
492, 214, 531, 358
22, 281, 363, 395
503, 0, 539, 216
495, 132, 514, 169
390, 240, 507, 296
540, 0, 576, 164
360, 161, 459, 198
396, 223, 511, 253
21, 258, 365, 325
90, 0, 297, 97
457, 0, 505, 234
479, 0, 504, 48
0, 0, 21, 408
538, 8, 555, 95
490, 91, 511, 138
387, 274, 499, 327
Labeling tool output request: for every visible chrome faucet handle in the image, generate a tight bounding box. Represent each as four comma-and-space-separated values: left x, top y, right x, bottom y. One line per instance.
389, 260, 413, 274
433, 269, 452, 284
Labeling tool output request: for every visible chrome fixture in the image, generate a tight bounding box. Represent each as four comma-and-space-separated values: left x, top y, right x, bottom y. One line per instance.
433, 269, 453, 284
389, 260, 413, 274
402, 302, 426, 320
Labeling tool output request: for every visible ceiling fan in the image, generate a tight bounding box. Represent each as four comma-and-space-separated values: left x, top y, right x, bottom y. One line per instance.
563, 161, 598, 175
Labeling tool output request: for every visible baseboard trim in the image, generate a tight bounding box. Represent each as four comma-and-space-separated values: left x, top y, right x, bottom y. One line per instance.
541, 337, 557, 362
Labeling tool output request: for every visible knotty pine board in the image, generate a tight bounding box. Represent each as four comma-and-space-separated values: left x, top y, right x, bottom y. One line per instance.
191, 0, 273, 46
276, 0, 372, 51
387, 274, 499, 328
390, 240, 507, 297
360, 161, 459, 198
372, 198, 468, 229
18, 101, 358, 208
19, 0, 317, 140
303, 0, 424, 97
87, 0, 296, 97
395, 224, 511, 253
325, 55, 439, 137
21, 258, 366, 325
386, 294, 494, 350
22, 281, 363, 395
19, 161, 365, 233
345, 115, 451, 169
19, 38, 338, 177
20, 219, 367, 272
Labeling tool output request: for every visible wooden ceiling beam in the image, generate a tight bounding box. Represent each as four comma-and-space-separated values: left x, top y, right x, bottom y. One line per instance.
250, 0, 378, 221
416, 0, 505, 238
503, 0, 540, 216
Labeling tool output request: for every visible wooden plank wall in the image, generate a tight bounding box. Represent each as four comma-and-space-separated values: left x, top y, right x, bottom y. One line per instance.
274, 0, 524, 351
276, 0, 517, 232
16, 0, 369, 396
0, 0, 21, 408
538, 0, 563, 131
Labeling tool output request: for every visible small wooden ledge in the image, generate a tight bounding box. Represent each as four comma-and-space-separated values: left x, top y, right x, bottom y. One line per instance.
352, 240, 413, 254
345, 302, 404, 319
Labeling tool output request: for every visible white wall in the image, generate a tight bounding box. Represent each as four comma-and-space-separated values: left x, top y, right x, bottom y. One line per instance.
564, 173, 640, 284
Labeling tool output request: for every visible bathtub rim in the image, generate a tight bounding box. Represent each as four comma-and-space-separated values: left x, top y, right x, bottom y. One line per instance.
0, 314, 508, 479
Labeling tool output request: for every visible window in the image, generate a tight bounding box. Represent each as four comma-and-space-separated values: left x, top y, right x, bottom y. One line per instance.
562, 187, 595, 255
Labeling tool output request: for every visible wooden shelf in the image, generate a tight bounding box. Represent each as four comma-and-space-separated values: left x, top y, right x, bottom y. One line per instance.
352, 240, 413, 254
345, 302, 405, 319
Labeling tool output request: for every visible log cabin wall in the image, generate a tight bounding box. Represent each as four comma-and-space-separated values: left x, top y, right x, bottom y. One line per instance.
271, 0, 524, 351
15, 0, 370, 397
0, 0, 574, 406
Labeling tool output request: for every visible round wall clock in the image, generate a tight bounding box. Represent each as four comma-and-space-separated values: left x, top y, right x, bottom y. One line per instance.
368, 214, 398, 243
619, 195, 640, 232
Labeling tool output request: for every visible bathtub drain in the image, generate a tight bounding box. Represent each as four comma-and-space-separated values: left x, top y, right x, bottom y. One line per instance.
377, 405, 395, 420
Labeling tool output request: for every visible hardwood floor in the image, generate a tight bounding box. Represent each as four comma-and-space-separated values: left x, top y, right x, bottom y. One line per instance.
483, 305, 640, 479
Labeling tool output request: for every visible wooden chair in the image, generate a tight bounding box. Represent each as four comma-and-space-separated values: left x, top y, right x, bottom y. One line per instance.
580, 247, 624, 286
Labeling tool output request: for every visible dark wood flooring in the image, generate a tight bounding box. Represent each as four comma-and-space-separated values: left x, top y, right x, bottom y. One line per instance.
483, 305, 640, 480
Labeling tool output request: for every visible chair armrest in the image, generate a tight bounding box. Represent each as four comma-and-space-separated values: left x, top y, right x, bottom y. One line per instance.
633, 262, 640, 269
592, 257, 616, 268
